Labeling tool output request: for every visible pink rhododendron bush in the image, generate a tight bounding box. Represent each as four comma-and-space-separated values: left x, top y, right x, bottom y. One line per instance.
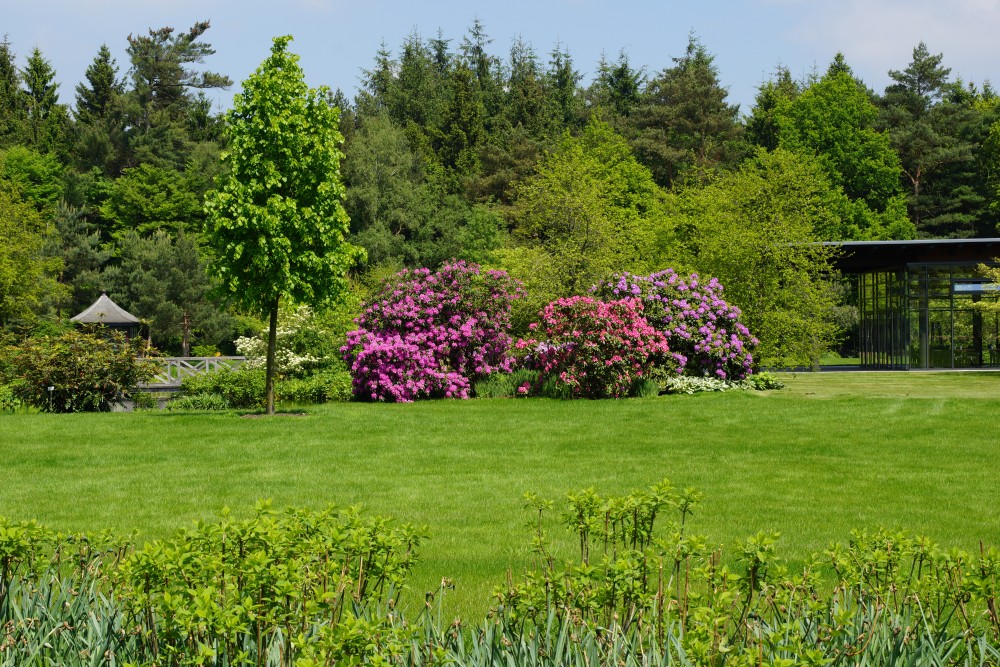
592, 270, 758, 381
342, 261, 524, 402
516, 296, 670, 399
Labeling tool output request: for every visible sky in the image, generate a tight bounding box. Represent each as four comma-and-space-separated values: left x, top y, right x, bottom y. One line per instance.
4, 0, 1000, 116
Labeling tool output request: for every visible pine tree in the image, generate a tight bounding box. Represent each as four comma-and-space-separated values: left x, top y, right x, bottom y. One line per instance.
628, 35, 740, 187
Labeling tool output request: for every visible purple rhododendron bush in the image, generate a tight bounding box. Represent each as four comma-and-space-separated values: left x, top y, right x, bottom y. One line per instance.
516, 296, 671, 399
593, 270, 758, 381
342, 261, 524, 401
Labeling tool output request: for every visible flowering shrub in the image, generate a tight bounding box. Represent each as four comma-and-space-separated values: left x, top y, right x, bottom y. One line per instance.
593, 270, 758, 380
517, 296, 670, 399
342, 261, 524, 402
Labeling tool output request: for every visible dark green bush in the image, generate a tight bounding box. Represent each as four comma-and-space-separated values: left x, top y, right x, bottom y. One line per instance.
277, 368, 353, 404
180, 366, 266, 409
7, 329, 157, 412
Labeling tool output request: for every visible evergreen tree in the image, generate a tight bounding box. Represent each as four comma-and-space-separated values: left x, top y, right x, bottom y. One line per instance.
0, 38, 26, 148
124, 21, 231, 170
74, 45, 129, 175
879, 42, 981, 236
589, 50, 645, 119
629, 35, 741, 187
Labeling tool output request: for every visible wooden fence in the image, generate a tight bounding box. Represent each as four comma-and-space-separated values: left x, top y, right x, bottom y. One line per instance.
143, 356, 246, 388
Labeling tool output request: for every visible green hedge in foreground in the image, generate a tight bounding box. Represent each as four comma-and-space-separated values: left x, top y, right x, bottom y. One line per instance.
2, 485, 999, 666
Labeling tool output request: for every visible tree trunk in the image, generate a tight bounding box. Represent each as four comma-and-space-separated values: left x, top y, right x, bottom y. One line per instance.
181, 311, 191, 357
265, 296, 279, 415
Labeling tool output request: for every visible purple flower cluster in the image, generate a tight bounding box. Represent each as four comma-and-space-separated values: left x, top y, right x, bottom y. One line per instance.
593, 270, 758, 380
342, 261, 524, 402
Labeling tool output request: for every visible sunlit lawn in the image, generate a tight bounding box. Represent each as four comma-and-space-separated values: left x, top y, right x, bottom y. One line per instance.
2, 370, 999, 618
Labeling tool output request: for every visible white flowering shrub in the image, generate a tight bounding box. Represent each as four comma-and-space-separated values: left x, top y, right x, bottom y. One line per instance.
235, 305, 341, 378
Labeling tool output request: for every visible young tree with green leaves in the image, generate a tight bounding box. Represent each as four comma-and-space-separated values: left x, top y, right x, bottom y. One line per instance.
0, 183, 63, 329
204, 36, 364, 414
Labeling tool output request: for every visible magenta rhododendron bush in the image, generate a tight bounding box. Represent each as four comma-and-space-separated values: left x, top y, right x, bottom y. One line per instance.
342, 261, 524, 402
593, 270, 757, 380
516, 296, 670, 399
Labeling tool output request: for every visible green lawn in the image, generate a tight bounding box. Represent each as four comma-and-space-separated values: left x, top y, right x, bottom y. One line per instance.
2, 371, 999, 619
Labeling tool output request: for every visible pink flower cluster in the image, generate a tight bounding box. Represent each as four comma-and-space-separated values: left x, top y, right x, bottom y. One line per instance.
342, 261, 524, 402
517, 296, 670, 399
593, 270, 758, 380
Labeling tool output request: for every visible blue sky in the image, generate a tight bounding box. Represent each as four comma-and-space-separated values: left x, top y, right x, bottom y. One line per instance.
4, 0, 1000, 116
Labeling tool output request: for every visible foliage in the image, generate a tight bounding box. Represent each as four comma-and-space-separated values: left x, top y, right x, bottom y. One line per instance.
114, 503, 424, 665
593, 269, 757, 380
500, 482, 1000, 666
473, 368, 540, 399
236, 303, 355, 378
671, 149, 842, 367
166, 391, 231, 411
179, 366, 266, 410
516, 296, 670, 399
0, 382, 22, 412
737, 370, 785, 390
343, 260, 523, 402
502, 119, 668, 328
102, 230, 233, 355
657, 373, 736, 394
6, 489, 1000, 666
880, 43, 986, 237
8, 328, 156, 412
0, 184, 63, 329
761, 56, 916, 240
204, 35, 364, 414
277, 368, 353, 404
628, 35, 741, 187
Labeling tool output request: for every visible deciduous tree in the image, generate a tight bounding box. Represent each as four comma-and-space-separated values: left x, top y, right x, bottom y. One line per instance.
204, 36, 364, 414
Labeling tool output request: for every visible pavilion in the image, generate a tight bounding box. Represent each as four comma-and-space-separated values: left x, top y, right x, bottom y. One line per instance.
831, 238, 1000, 369
70, 293, 142, 340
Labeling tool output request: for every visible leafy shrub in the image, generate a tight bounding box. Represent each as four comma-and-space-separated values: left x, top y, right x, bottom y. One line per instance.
236, 300, 361, 378
593, 270, 758, 380
131, 390, 158, 411
517, 296, 670, 399
277, 368, 353, 404
343, 260, 524, 402
166, 392, 231, 411
505, 482, 1000, 665
474, 369, 540, 399
189, 343, 219, 357
115, 503, 424, 664
736, 370, 786, 390
180, 366, 266, 409
0, 382, 22, 412
8, 329, 157, 412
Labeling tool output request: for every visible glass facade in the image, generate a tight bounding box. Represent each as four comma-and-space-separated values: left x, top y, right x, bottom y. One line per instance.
853, 263, 1000, 369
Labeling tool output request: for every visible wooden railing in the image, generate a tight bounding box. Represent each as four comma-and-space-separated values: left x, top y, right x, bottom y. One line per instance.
143, 356, 246, 387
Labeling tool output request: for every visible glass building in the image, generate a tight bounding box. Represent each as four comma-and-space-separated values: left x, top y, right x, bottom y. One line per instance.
835, 239, 1000, 369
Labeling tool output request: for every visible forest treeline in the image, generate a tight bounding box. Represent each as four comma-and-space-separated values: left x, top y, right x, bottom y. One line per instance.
2, 20, 999, 363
